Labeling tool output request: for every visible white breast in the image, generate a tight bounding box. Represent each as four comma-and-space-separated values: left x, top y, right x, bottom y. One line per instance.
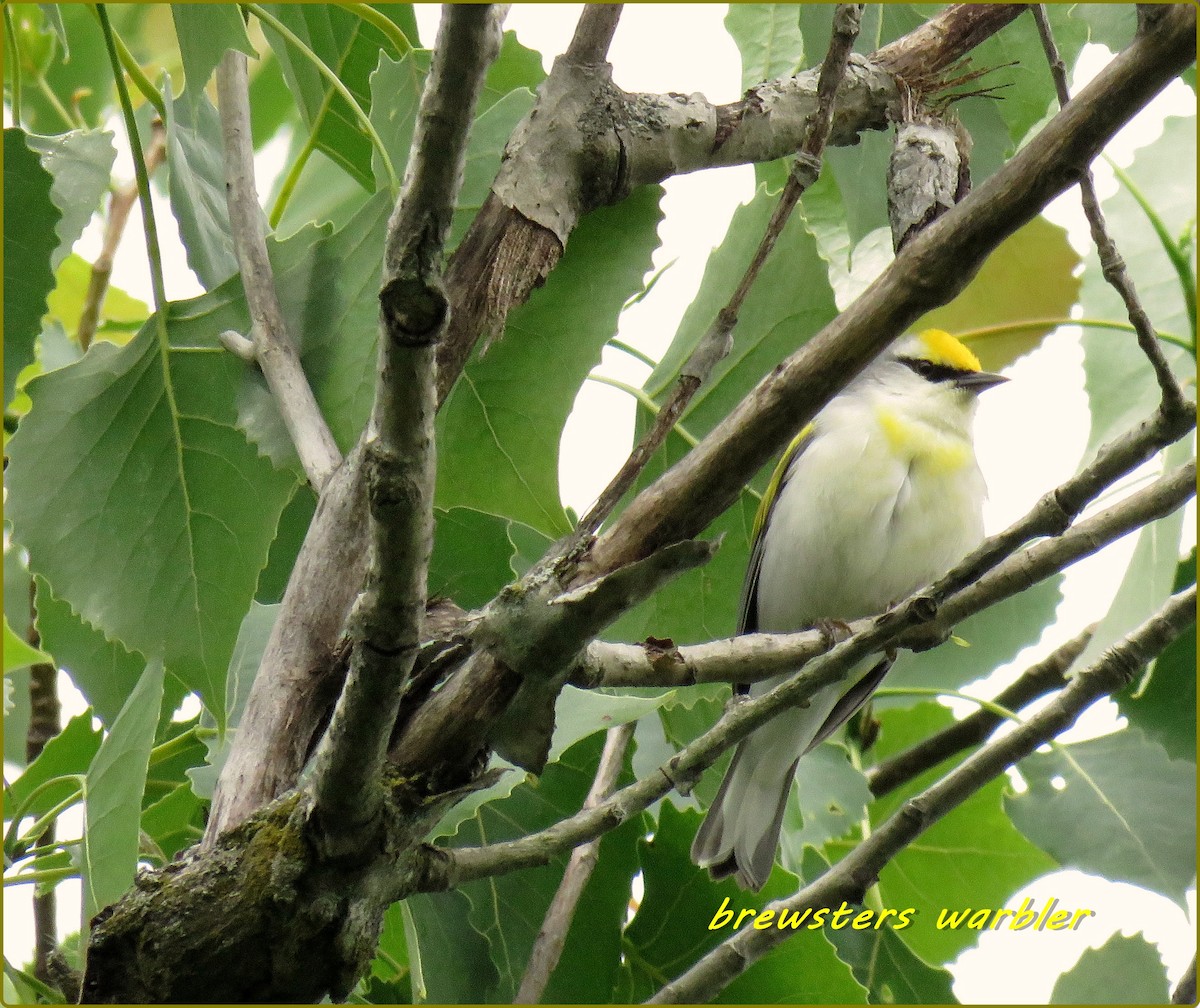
753, 389, 986, 631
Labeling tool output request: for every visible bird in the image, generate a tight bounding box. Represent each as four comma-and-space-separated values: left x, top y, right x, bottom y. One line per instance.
690, 328, 1008, 890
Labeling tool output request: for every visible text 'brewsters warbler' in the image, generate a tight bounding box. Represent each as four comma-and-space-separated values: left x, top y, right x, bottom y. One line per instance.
691, 329, 1008, 891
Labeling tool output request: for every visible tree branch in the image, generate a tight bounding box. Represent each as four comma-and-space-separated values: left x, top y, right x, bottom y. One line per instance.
306, 5, 502, 852
563, 3, 623, 64
217, 51, 342, 491
866, 623, 1094, 796
647, 586, 1197, 1004
1032, 5, 1189, 417
435, 3, 1026, 404
420, 449, 1194, 890
584, 4, 1197, 580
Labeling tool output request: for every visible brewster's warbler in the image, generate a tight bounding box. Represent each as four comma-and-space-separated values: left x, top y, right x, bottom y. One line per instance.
691, 329, 1008, 891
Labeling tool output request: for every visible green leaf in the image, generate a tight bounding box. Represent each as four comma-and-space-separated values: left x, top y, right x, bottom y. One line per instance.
799, 844, 957, 1004
186, 602, 279, 799
259, 3, 409, 190
46, 253, 149, 337
140, 782, 204, 862
430, 507, 526, 611
870, 702, 1057, 965
170, 3, 256, 117
725, 4, 803, 92
1005, 727, 1196, 906
164, 83, 239, 289
24, 129, 117, 270
1080, 115, 1196, 459
361, 900, 413, 1003
1119, 548, 1196, 761
270, 143, 372, 238
826, 915, 957, 1004
1075, 437, 1191, 672
6, 712, 100, 822
437, 185, 664, 537
452, 732, 645, 1004
480, 29, 546, 112
403, 889, 498, 1003
366, 48, 428, 194
6, 321, 298, 727
82, 660, 165, 922
247, 44, 296, 149
18, 5, 112, 133
1051, 932, 1170, 1005
916, 216, 1082, 370
255, 484, 314, 604
3, 613, 52, 673
5, 536, 36, 766
34, 576, 160, 728
778, 744, 872, 872
4, 128, 60, 404
619, 803, 865, 1004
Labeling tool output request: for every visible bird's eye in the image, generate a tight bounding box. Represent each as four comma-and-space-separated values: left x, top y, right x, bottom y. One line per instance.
897, 356, 961, 383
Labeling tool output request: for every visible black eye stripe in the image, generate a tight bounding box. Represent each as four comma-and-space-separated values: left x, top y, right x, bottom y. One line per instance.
896, 356, 971, 383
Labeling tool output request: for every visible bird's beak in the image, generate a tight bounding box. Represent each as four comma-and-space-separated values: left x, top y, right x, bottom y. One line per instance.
954, 370, 1009, 393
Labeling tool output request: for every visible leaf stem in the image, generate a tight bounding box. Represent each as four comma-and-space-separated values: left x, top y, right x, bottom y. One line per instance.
96, 3, 168, 314
243, 2, 399, 194
1106, 157, 1197, 348
3, 866, 80, 888
88, 4, 165, 117
959, 317, 1191, 353
333, 2, 413, 55
606, 337, 658, 370
267, 129, 318, 229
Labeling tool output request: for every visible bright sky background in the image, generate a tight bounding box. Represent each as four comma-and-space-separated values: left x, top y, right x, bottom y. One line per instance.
6, 5, 1196, 1002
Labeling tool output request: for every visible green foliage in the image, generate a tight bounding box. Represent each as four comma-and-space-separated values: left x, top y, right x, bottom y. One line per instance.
1006, 727, 1196, 906
870, 704, 1058, 964
2, 5, 1194, 1004
1051, 932, 1171, 1004
7, 325, 298, 725
3, 128, 60, 404
81, 660, 164, 923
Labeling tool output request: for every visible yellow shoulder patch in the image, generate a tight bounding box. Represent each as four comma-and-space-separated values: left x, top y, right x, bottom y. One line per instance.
918, 328, 981, 373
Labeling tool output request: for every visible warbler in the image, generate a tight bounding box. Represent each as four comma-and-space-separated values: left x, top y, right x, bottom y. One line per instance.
690, 329, 1007, 890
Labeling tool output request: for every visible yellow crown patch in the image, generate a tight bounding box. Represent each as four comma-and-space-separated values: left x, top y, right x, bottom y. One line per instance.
918, 329, 981, 373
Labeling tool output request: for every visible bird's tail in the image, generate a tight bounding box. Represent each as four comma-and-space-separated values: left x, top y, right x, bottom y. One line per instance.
690, 731, 800, 891
690, 676, 852, 891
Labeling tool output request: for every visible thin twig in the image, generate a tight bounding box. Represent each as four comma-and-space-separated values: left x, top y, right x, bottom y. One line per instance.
866, 624, 1094, 796
568, 4, 864, 547
1032, 4, 1188, 417
216, 51, 343, 491
515, 721, 635, 1004
648, 586, 1196, 1003
563, 4, 623, 64
77, 120, 167, 352
307, 5, 502, 853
